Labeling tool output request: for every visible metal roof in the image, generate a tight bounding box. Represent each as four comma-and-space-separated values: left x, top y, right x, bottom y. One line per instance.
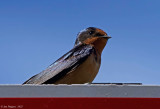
0, 84, 160, 98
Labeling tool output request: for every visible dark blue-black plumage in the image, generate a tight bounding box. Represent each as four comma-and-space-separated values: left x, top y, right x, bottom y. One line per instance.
23, 44, 95, 84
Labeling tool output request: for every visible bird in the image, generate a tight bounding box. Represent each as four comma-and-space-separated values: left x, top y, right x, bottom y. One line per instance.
23, 27, 111, 84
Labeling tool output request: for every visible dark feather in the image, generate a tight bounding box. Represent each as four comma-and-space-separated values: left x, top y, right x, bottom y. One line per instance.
23, 44, 95, 84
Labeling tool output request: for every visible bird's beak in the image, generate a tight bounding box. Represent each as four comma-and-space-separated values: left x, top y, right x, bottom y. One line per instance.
100, 35, 112, 39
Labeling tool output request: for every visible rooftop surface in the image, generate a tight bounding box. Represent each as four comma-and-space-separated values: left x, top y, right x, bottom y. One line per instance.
0, 84, 160, 98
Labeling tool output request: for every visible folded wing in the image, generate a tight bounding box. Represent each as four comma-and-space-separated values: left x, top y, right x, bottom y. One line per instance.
23, 44, 95, 84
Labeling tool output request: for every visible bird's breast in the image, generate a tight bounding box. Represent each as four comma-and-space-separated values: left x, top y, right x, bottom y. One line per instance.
54, 51, 101, 84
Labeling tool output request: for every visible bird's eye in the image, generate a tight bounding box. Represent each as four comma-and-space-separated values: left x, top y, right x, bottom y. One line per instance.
89, 31, 94, 35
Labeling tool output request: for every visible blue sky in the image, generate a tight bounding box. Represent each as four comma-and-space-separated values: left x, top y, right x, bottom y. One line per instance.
0, 0, 160, 84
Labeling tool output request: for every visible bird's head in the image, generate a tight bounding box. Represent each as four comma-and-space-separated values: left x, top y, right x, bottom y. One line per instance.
75, 27, 111, 54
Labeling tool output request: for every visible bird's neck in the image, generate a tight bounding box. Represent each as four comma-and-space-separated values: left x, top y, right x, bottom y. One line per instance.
84, 37, 107, 54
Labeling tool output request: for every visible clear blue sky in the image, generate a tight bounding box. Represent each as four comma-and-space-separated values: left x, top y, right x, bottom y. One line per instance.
0, 0, 160, 84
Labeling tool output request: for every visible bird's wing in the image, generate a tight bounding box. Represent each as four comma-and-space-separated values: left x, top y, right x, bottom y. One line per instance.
23, 44, 95, 84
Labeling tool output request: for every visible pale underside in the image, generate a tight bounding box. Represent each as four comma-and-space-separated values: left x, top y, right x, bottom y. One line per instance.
54, 52, 101, 84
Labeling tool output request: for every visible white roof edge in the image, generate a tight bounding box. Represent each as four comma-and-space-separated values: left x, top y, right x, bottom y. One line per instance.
0, 84, 160, 98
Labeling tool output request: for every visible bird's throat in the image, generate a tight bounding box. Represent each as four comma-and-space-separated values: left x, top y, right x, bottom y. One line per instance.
84, 37, 107, 54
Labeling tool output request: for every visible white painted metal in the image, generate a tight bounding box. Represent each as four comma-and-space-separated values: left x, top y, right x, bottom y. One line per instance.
0, 84, 159, 98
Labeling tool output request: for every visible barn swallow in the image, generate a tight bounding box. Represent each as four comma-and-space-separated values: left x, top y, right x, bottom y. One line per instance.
23, 27, 111, 84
